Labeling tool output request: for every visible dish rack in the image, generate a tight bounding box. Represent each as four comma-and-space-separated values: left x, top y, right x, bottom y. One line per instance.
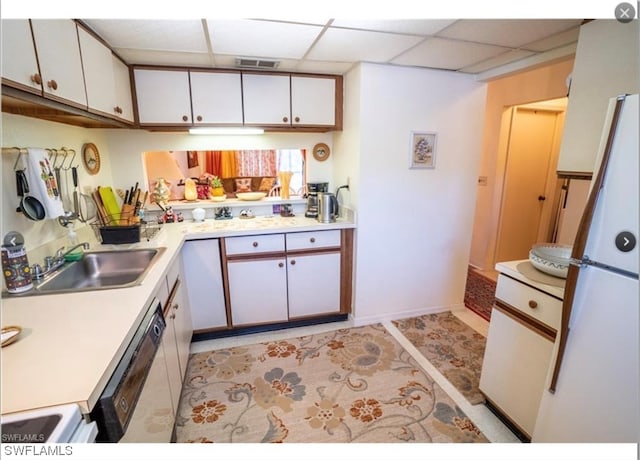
91, 218, 161, 244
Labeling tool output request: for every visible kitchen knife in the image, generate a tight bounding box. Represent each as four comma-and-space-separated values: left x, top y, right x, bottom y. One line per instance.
72, 167, 79, 216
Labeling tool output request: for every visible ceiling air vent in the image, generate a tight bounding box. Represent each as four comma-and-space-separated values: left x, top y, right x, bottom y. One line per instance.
235, 57, 280, 70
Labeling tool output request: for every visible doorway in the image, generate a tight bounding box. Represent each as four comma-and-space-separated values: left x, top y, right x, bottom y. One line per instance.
494, 99, 567, 263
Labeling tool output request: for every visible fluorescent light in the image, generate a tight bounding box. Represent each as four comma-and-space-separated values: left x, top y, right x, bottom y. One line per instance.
188, 127, 264, 135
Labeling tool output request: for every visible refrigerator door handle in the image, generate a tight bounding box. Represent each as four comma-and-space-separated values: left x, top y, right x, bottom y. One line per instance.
548, 95, 627, 393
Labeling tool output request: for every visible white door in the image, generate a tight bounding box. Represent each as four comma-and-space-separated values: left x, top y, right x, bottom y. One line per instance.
181, 239, 226, 331
533, 267, 639, 442
31, 19, 87, 107
287, 252, 341, 318
190, 71, 243, 124
242, 73, 290, 125
1, 19, 42, 94
134, 69, 192, 124
291, 76, 335, 126
227, 258, 288, 326
78, 27, 116, 117
112, 56, 134, 122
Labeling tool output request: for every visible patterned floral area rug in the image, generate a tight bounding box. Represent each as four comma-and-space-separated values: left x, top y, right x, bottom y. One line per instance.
176, 324, 488, 443
392, 312, 487, 405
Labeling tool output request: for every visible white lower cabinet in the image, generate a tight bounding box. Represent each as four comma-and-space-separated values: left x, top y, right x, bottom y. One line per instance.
479, 273, 561, 439
287, 252, 341, 318
182, 239, 227, 331
227, 257, 289, 326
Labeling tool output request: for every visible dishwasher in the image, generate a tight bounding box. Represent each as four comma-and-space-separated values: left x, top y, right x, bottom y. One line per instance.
90, 297, 172, 442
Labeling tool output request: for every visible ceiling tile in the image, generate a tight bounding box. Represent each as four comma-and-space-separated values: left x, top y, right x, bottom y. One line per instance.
437, 19, 583, 48
206, 19, 323, 59
459, 49, 537, 74
330, 19, 456, 35
84, 19, 208, 53
306, 28, 424, 63
522, 27, 580, 52
391, 37, 509, 70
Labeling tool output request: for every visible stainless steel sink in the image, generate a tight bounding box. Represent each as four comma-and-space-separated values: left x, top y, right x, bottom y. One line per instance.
23, 248, 166, 296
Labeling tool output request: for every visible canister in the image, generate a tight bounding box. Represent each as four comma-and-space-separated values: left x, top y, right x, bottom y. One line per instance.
1, 244, 33, 293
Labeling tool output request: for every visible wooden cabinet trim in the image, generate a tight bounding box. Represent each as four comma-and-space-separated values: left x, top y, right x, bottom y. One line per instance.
340, 229, 354, 314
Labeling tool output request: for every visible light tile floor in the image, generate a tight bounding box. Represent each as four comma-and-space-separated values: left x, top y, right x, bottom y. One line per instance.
189, 307, 519, 444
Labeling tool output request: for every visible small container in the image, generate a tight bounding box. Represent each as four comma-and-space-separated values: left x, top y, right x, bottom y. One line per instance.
192, 207, 205, 222
1, 244, 33, 293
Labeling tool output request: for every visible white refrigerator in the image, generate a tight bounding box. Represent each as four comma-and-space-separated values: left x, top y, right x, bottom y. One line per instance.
532, 94, 639, 442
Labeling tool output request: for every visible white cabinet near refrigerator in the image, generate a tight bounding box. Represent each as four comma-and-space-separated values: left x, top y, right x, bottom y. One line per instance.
479, 264, 563, 439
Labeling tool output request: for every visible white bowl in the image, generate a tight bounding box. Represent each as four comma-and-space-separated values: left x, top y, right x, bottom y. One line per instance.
236, 192, 267, 201
529, 243, 573, 278
210, 195, 226, 202
192, 207, 205, 222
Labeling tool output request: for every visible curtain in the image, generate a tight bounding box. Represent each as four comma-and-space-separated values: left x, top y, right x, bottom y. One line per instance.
204, 151, 222, 177
235, 149, 277, 177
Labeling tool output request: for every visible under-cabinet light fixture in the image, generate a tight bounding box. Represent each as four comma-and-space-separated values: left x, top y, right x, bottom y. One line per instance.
188, 127, 264, 135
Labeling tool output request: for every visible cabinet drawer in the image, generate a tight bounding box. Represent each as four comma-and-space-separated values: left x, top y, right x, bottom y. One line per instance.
495, 274, 562, 330
286, 230, 341, 251
225, 234, 285, 255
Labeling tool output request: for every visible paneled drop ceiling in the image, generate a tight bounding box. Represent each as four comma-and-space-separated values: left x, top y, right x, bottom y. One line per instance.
83, 18, 584, 79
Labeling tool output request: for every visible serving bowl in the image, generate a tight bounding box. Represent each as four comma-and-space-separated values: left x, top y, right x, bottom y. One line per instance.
236, 192, 267, 201
529, 243, 573, 278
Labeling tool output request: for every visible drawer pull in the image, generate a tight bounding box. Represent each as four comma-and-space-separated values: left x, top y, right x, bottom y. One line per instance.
252, 241, 259, 247
290, 260, 296, 265
528, 300, 538, 309
310, 237, 316, 243
182, 115, 188, 122
278, 262, 284, 268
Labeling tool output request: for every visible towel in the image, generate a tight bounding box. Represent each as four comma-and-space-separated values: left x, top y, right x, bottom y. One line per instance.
25, 148, 65, 219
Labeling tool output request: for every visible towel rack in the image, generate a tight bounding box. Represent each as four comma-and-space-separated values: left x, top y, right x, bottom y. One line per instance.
3, 146, 76, 171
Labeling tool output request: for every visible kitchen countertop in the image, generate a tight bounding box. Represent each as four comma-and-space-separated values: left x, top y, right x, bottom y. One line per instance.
0, 215, 355, 416
496, 259, 566, 299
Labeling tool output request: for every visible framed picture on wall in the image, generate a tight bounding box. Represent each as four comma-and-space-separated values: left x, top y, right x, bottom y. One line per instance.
187, 151, 199, 168
409, 131, 437, 169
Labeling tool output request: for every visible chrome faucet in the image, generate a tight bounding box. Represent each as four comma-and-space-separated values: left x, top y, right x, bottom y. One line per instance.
32, 242, 90, 280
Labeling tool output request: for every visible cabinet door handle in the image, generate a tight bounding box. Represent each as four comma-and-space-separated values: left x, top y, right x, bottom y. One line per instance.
282, 116, 288, 123
170, 313, 176, 319
294, 116, 300, 123
47, 79, 58, 90
196, 115, 202, 122
182, 115, 189, 122
30, 73, 42, 85
290, 259, 296, 265
278, 262, 284, 268
528, 300, 538, 309
309, 237, 316, 243
173, 303, 179, 310
252, 241, 259, 247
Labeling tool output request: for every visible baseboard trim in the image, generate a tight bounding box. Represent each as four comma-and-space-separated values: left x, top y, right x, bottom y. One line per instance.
351, 304, 464, 327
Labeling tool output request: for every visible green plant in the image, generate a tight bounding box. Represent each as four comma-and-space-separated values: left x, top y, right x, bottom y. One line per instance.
210, 176, 223, 188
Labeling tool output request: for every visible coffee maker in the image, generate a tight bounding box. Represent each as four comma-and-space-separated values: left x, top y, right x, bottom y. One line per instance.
305, 182, 329, 218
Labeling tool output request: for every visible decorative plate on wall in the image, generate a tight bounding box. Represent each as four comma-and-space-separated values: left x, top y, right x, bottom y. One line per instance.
312, 143, 330, 162
82, 143, 101, 175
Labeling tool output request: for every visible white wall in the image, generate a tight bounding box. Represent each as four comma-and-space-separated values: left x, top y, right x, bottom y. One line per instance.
346, 63, 487, 323
1, 114, 115, 251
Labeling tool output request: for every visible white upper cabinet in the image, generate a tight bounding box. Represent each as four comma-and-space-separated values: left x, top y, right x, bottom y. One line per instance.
112, 56, 134, 123
557, 20, 639, 176
78, 27, 116, 117
291, 76, 336, 126
134, 68, 192, 124
242, 73, 291, 125
190, 71, 243, 124
30, 19, 87, 108
1, 19, 42, 94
